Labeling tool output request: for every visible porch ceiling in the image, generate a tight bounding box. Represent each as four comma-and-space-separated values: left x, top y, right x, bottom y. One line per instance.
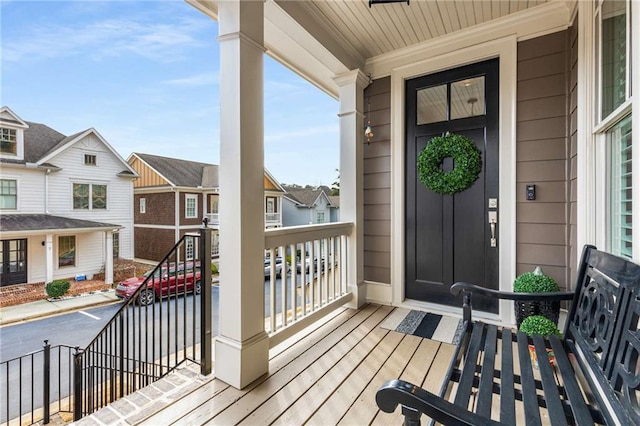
188, 0, 564, 97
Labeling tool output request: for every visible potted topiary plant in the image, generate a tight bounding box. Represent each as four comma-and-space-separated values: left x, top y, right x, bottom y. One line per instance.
513, 267, 560, 327
519, 315, 562, 369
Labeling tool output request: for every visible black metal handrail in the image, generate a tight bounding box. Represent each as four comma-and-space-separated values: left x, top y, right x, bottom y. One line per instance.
73, 228, 212, 420
0, 227, 212, 424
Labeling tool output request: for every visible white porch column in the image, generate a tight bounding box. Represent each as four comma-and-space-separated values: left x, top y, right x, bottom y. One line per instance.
215, 0, 269, 389
334, 70, 368, 309
105, 231, 113, 285
45, 234, 53, 284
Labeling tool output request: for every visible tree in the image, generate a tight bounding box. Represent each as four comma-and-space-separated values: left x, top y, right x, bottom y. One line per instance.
331, 169, 340, 196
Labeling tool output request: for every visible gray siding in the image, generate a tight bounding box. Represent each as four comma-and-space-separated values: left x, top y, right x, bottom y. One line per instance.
363, 77, 391, 284
516, 30, 571, 290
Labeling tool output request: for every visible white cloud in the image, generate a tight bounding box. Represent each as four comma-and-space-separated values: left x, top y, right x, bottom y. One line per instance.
163, 72, 219, 87
3, 15, 207, 63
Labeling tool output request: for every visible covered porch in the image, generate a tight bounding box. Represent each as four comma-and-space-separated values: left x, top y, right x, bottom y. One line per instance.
75, 304, 458, 425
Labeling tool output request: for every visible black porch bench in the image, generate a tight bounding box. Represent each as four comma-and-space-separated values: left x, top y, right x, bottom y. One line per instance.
376, 246, 640, 425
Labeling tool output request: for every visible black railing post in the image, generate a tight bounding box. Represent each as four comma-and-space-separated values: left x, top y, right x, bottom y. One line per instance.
73, 347, 82, 421
200, 219, 212, 375
119, 314, 125, 398
43, 340, 51, 424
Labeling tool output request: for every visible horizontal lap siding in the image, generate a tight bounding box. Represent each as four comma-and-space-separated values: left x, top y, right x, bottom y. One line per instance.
568, 18, 579, 287
364, 77, 391, 284
516, 30, 570, 289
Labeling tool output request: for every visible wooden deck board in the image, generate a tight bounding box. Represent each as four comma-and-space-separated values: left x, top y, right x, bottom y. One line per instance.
119, 304, 457, 426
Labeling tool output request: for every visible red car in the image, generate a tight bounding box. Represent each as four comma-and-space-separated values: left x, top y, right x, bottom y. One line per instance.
115, 262, 202, 305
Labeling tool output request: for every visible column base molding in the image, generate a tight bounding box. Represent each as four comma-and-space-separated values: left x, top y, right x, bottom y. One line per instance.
214, 331, 270, 389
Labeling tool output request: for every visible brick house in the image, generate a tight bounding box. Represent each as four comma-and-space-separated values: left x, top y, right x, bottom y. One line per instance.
127, 153, 284, 262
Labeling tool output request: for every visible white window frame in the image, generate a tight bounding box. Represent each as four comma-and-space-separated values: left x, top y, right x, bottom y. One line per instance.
185, 236, 195, 260
73, 182, 108, 210
185, 194, 198, 219
0, 178, 18, 210
0, 127, 18, 156
587, 0, 637, 261
140, 197, 146, 214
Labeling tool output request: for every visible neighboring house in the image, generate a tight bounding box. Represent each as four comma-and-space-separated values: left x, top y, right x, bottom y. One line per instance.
127, 153, 284, 262
282, 185, 339, 226
0, 106, 138, 287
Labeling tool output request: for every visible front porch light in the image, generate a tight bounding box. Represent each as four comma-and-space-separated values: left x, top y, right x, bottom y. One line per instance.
369, 0, 409, 7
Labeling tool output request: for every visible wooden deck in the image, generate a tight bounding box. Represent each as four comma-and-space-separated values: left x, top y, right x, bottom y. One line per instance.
84, 304, 456, 425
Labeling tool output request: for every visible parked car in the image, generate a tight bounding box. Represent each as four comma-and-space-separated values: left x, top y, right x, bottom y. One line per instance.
115, 261, 201, 305
296, 257, 328, 273
264, 257, 283, 278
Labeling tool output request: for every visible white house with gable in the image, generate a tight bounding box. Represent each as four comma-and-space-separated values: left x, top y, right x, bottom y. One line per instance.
0, 106, 138, 288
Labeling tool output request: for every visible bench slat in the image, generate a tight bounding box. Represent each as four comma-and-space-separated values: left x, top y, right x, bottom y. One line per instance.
476, 324, 497, 417
517, 332, 542, 426
499, 328, 515, 424
454, 322, 485, 408
531, 334, 568, 426
548, 336, 595, 426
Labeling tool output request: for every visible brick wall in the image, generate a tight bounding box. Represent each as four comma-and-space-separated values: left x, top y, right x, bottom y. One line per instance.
135, 192, 175, 225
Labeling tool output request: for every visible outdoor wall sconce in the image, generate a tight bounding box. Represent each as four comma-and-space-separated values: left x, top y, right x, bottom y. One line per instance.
369, 0, 409, 7
364, 97, 374, 144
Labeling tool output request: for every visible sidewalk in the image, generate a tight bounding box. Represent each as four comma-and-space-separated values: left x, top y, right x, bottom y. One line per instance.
0, 290, 120, 326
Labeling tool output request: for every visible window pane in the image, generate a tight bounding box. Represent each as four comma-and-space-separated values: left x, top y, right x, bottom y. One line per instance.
608, 114, 632, 258
92, 185, 107, 209
186, 196, 197, 218
601, 0, 627, 119
417, 84, 447, 125
73, 184, 89, 209
113, 233, 119, 258
451, 77, 485, 119
0, 128, 17, 155
59, 236, 76, 267
0, 179, 17, 209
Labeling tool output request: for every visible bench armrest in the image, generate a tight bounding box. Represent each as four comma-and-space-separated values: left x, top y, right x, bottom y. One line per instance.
450, 282, 574, 323
376, 379, 504, 426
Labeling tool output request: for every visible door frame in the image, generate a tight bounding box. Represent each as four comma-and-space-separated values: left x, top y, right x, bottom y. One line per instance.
390, 36, 517, 324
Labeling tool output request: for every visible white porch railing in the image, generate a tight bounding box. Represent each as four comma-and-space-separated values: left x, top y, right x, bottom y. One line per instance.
264, 222, 354, 348
265, 212, 281, 224
205, 213, 219, 225
208, 212, 281, 226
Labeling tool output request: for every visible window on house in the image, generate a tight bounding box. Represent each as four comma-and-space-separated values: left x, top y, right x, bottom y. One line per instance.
608, 115, 632, 258
595, 0, 633, 258
140, 197, 146, 214
185, 237, 195, 260
0, 179, 17, 209
212, 232, 220, 257
58, 236, 76, 267
0, 128, 17, 155
113, 232, 120, 259
185, 195, 197, 219
317, 212, 325, 223
73, 183, 107, 209
84, 154, 97, 166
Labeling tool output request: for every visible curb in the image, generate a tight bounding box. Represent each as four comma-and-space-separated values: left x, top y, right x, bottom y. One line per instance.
0, 297, 121, 327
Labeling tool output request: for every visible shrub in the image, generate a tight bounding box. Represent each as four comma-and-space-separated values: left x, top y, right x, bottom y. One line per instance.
46, 279, 71, 298
211, 263, 219, 275
519, 315, 561, 337
513, 272, 559, 293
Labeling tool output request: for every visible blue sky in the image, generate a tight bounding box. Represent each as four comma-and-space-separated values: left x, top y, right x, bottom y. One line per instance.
1, 0, 340, 187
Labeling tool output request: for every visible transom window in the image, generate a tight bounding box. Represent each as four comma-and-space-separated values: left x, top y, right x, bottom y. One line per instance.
0, 179, 17, 209
58, 235, 76, 267
0, 128, 17, 155
185, 194, 197, 219
73, 183, 107, 210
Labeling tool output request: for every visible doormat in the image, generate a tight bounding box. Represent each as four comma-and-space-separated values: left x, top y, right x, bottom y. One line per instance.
381, 308, 466, 345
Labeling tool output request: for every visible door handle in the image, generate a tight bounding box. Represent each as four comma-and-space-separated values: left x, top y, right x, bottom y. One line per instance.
488, 211, 497, 248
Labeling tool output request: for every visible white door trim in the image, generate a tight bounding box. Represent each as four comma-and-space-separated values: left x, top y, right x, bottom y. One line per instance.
390, 36, 517, 325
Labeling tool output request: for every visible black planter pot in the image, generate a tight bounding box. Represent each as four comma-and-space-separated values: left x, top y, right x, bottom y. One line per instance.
514, 299, 561, 328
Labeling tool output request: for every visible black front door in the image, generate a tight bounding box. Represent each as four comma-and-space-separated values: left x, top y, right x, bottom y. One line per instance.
405, 59, 499, 313
1, 239, 28, 286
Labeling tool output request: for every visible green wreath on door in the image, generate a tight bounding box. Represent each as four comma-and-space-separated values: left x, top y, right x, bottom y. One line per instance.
417, 133, 482, 195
